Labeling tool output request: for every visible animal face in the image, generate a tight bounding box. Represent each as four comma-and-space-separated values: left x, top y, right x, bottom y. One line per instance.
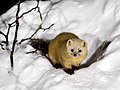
66, 39, 87, 58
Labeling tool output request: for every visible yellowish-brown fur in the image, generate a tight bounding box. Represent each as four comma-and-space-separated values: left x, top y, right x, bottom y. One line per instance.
48, 32, 88, 74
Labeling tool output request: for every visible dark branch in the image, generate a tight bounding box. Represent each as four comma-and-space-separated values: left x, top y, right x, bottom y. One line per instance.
36, 0, 43, 20
0, 43, 5, 50
11, 0, 42, 25
19, 23, 54, 44
0, 30, 9, 45
10, 2, 20, 70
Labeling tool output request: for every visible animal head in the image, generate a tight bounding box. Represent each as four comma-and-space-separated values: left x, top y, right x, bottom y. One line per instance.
66, 38, 88, 59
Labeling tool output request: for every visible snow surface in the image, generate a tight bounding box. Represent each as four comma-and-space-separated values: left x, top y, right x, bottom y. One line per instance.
0, 0, 120, 90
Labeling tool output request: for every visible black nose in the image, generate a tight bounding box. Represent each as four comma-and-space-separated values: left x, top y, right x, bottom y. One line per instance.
73, 54, 77, 57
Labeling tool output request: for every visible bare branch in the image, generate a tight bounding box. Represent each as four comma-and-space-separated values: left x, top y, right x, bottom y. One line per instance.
11, 0, 42, 25
8, 0, 44, 70
18, 23, 54, 44
42, 23, 54, 31
0, 30, 6, 38
0, 30, 9, 45
0, 43, 5, 50
0, 0, 53, 71
10, 2, 21, 70
36, 0, 43, 20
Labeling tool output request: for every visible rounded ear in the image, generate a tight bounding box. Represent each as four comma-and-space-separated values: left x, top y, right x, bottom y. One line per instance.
81, 40, 87, 47
66, 39, 73, 47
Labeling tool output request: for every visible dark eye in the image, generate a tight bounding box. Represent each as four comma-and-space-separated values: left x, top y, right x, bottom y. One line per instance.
71, 49, 74, 52
78, 50, 81, 52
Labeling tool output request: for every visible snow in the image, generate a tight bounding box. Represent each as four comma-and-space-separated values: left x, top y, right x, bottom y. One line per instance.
0, 0, 120, 90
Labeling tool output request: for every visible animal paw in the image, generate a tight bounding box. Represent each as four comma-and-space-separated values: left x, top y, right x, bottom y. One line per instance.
72, 65, 80, 70
53, 63, 62, 69
64, 69, 74, 75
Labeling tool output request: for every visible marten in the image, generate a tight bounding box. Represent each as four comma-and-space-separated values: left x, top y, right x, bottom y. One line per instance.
30, 32, 88, 75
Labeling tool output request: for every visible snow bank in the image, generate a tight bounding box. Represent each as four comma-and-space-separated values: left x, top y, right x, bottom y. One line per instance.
0, 0, 120, 90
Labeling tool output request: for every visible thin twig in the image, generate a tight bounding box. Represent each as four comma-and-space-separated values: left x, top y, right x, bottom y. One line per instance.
0, 43, 5, 50
19, 23, 54, 44
36, 0, 43, 20
0, 31, 9, 45
10, 0, 41, 25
